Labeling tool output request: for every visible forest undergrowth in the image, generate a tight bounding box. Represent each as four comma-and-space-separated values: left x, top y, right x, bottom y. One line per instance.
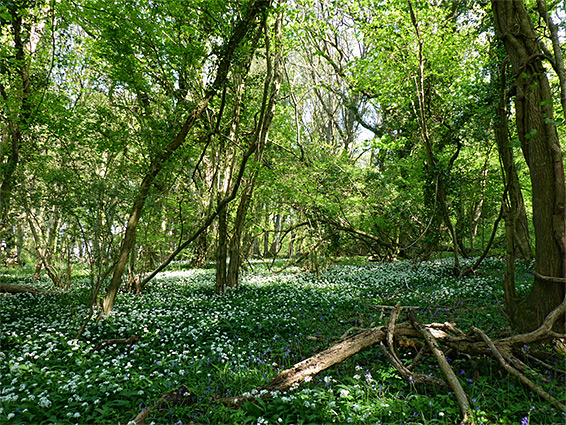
0, 257, 565, 424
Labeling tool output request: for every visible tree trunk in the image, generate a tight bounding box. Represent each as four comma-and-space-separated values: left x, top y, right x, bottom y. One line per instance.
269, 213, 283, 256
263, 207, 270, 257
535, 0, 566, 120
191, 230, 209, 268
226, 9, 283, 287
288, 218, 296, 258
495, 60, 533, 263
407, 0, 461, 271
0, 9, 31, 229
25, 208, 61, 287
227, 189, 253, 289
215, 207, 228, 294
492, 0, 566, 331
101, 0, 270, 315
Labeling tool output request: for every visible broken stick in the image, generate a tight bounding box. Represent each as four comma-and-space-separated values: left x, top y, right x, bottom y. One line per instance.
409, 310, 474, 424
473, 327, 566, 412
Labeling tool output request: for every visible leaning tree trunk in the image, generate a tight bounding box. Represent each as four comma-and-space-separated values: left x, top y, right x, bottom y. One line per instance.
101, 0, 270, 315
492, 0, 566, 331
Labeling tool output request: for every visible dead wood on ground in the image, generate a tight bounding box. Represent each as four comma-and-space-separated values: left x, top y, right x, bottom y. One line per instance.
0, 282, 56, 295
131, 299, 566, 424
134, 385, 197, 425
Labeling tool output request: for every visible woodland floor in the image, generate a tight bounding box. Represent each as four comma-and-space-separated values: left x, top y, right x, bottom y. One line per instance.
0, 257, 565, 424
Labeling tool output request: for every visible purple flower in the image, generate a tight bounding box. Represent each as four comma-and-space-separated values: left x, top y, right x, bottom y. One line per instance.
521, 417, 529, 425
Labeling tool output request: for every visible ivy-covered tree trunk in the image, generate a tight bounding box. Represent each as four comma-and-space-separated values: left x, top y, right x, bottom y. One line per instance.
227, 188, 253, 289
191, 231, 209, 268
492, 0, 566, 330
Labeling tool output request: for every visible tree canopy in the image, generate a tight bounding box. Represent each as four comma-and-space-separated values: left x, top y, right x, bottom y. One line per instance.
0, 0, 564, 323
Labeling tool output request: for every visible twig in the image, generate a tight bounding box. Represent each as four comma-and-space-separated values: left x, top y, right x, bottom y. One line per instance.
532, 270, 566, 284
370, 304, 419, 310
473, 327, 566, 412
520, 347, 566, 375
380, 304, 446, 387
339, 327, 366, 341
407, 344, 430, 371
404, 279, 433, 307
508, 355, 551, 384
409, 310, 474, 424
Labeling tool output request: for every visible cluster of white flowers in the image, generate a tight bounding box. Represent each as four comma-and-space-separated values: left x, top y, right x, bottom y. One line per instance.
38, 396, 51, 408
0, 257, 508, 423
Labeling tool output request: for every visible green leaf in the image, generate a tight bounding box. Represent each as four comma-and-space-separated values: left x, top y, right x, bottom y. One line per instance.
525, 129, 537, 139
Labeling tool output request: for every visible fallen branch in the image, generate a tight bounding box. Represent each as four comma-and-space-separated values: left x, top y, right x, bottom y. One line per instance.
532, 270, 566, 284
134, 385, 196, 425
0, 283, 56, 295
473, 327, 566, 412
370, 304, 419, 310
131, 300, 566, 422
409, 310, 474, 424
381, 305, 446, 387
260, 326, 386, 394
519, 346, 566, 375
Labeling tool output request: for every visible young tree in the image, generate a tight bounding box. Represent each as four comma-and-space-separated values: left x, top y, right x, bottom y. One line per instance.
92, 0, 272, 314
0, 0, 52, 259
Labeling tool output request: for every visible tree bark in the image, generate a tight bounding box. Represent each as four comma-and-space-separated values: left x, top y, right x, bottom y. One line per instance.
101, 0, 270, 315
0, 7, 32, 231
535, 0, 566, 121
492, 0, 566, 331
495, 59, 533, 263
215, 207, 228, 294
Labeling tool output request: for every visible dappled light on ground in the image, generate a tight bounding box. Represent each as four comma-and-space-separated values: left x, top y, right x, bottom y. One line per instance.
0, 258, 564, 424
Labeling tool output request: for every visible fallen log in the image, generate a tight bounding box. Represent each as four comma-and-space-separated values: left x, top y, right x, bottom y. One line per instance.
134, 385, 197, 425
0, 283, 55, 295
131, 299, 566, 423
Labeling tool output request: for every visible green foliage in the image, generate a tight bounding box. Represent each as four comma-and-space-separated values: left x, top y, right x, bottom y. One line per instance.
0, 258, 564, 424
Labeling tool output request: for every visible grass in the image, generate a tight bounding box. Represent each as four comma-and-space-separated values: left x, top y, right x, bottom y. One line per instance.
0, 257, 564, 424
